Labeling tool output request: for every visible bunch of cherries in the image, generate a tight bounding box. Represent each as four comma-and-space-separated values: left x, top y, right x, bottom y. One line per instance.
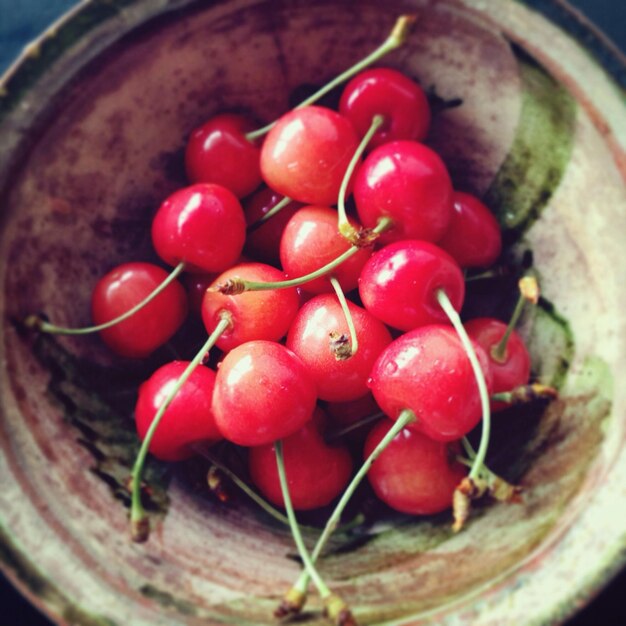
26, 16, 555, 626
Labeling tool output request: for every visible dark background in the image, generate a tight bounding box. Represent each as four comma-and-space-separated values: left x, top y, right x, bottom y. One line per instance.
0, 0, 625, 624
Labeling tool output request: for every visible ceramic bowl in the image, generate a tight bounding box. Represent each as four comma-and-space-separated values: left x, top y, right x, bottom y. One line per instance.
1, 1, 625, 625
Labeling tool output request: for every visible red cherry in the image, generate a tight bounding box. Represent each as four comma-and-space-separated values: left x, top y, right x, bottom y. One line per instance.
325, 393, 381, 427
243, 188, 301, 265
354, 140, 453, 244
369, 325, 494, 441
286, 294, 391, 402
183, 272, 216, 316
91, 262, 187, 358
135, 361, 221, 461
437, 192, 502, 268
339, 68, 430, 150
151, 183, 246, 274
364, 419, 466, 515
280, 206, 371, 294
260, 106, 359, 206
185, 113, 262, 198
358, 240, 465, 331
465, 317, 531, 408
249, 409, 353, 510
212, 340, 317, 446
201, 262, 300, 353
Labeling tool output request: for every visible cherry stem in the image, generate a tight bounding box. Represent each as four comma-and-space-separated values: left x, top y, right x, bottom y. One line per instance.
293, 408, 416, 596
246, 195, 293, 233
216, 216, 393, 295
129, 311, 231, 542
491, 275, 539, 362
329, 276, 358, 358
245, 14, 416, 142
325, 411, 384, 442
436, 289, 491, 482
275, 440, 333, 600
337, 114, 385, 244
24, 261, 186, 336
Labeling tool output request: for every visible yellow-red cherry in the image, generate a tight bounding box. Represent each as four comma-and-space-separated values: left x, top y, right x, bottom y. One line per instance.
260, 106, 359, 206
212, 340, 317, 447
135, 361, 221, 461
91, 262, 188, 358
364, 419, 466, 515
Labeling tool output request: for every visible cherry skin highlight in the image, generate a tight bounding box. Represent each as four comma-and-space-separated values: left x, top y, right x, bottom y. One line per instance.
354, 140, 453, 245
91, 262, 188, 358
286, 294, 392, 402
339, 67, 431, 150
438, 192, 502, 268
151, 183, 246, 274
185, 113, 262, 198
364, 419, 466, 515
369, 324, 494, 441
465, 317, 531, 408
280, 205, 372, 294
243, 188, 301, 265
202, 262, 300, 353
212, 340, 317, 447
359, 240, 465, 331
135, 361, 221, 461
260, 106, 359, 206
249, 409, 353, 511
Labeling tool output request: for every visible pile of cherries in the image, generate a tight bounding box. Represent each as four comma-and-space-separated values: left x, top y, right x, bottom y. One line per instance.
27, 16, 554, 626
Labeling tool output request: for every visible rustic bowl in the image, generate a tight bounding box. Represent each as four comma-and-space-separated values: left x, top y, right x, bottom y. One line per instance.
1, 1, 625, 625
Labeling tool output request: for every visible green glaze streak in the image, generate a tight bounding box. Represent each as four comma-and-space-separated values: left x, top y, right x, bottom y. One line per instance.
0, 524, 118, 626
485, 49, 577, 238
138, 585, 197, 616
32, 333, 171, 520
0, 0, 137, 119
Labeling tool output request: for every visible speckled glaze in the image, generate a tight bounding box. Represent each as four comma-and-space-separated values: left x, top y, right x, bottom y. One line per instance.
0, 1, 624, 625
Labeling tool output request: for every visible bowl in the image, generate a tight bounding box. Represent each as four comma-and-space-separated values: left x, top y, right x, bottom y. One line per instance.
1, 1, 625, 625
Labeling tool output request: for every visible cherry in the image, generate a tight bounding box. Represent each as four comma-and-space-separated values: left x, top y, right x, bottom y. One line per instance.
339, 67, 430, 150
135, 361, 220, 461
260, 106, 359, 206
369, 324, 493, 441
249, 409, 353, 510
151, 183, 246, 274
183, 272, 217, 316
201, 262, 300, 352
325, 393, 381, 427
437, 192, 502, 268
358, 240, 465, 331
364, 419, 466, 515
286, 293, 391, 402
184, 113, 262, 198
91, 262, 188, 358
212, 340, 317, 446
280, 205, 371, 294
243, 188, 301, 265
465, 317, 531, 407
354, 140, 453, 244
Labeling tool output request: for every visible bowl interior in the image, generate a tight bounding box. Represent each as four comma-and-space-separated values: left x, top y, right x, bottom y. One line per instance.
1, 1, 625, 625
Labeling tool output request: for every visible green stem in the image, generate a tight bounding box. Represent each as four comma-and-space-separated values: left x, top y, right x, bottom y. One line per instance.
329, 276, 358, 358
246, 195, 293, 233
275, 441, 332, 599
294, 408, 416, 595
129, 312, 231, 542
491, 290, 526, 362
217, 216, 393, 294
337, 114, 385, 242
245, 15, 416, 141
25, 261, 186, 336
436, 289, 491, 482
